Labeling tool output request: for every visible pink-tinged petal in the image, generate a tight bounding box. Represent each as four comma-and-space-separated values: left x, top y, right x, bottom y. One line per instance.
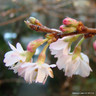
16, 43, 24, 52
81, 53, 89, 64
55, 48, 69, 58
9, 62, 21, 73
56, 54, 70, 70
18, 66, 27, 77
49, 39, 68, 50
50, 49, 58, 55
63, 56, 80, 77
56, 59, 65, 70
65, 60, 80, 77
8, 42, 17, 52
32, 71, 37, 81
21, 63, 36, 68
29, 72, 34, 83
36, 68, 46, 83
42, 75, 48, 84
75, 59, 92, 77
4, 52, 17, 62
24, 68, 32, 82
5, 58, 20, 66
4, 51, 13, 57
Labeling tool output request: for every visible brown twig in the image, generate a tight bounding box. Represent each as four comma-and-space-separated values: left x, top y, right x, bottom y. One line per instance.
0, 7, 25, 17
0, 13, 30, 26
30, 24, 62, 33
29, 24, 96, 38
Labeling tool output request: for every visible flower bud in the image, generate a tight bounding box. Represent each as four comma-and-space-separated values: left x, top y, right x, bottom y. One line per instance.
27, 39, 48, 52
93, 40, 96, 51
59, 25, 76, 33
28, 17, 42, 26
63, 17, 79, 27
24, 51, 34, 62
24, 20, 31, 28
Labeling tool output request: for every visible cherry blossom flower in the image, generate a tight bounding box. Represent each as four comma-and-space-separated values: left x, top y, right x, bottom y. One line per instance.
56, 52, 92, 77
18, 62, 56, 84
49, 36, 71, 58
4, 42, 26, 67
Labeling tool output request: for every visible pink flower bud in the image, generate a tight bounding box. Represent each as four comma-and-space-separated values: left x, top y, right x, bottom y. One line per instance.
59, 25, 66, 32
93, 40, 96, 51
27, 39, 47, 52
63, 17, 79, 27
59, 25, 76, 33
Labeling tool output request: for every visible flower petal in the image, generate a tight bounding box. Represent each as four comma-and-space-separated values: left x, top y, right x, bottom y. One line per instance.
16, 43, 24, 52
8, 42, 17, 52
36, 68, 47, 83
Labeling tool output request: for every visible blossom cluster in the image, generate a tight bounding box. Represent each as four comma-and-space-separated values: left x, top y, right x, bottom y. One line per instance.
4, 41, 56, 84
49, 36, 92, 77
3, 17, 94, 84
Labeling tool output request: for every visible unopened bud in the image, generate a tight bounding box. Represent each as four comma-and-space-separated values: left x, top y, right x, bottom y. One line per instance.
93, 40, 96, 51
27, 39, 48, 52
63, 17, 79, 27
59, 25, 76, 33
28, 17, 42, 26
24, 20, 31, 28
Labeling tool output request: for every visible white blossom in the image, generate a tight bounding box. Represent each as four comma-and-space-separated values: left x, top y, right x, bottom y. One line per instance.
18, 62, 56, 84
49, 36, 70, 57
4, 42, 26, 67
56, 53, 92, 77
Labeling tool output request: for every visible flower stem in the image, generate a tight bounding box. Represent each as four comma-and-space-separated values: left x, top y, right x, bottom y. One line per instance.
77, 36, 85, 46
37, 43, 50, 65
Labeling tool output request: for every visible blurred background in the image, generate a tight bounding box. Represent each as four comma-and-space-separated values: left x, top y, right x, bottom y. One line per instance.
0, 0, 96, 96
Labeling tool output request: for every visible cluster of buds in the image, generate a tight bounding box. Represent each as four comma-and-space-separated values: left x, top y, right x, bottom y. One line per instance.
59, 17, 79, 33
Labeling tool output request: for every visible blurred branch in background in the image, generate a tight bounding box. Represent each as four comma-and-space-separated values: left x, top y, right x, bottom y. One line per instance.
0, 0, 96, 26
0, 78, 24, 85
0, 13, 29, 26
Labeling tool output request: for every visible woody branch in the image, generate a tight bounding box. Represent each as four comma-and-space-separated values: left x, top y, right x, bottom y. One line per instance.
29, 23, 96, 38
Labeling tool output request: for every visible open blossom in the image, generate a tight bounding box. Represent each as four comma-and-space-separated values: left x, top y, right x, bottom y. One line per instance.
4, 42, 26, 67
56, 52, 92, 77
49, 36, 71, 57
18, 62, 56, 84
49, 35, 92, 77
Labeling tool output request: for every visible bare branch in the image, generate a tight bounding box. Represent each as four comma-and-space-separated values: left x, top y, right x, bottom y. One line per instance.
0, 13, 30, 26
